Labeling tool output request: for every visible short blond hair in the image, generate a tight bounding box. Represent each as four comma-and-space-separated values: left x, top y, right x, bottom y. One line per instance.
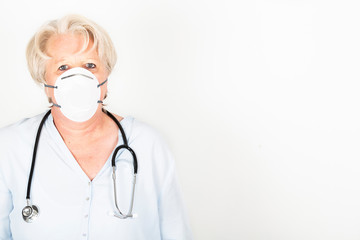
26, 14, 117, 84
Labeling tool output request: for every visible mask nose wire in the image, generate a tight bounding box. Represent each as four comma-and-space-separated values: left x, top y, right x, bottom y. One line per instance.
44, 76, 107, 89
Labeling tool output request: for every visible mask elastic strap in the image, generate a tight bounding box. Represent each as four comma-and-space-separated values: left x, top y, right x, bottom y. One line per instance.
97, 80, 107, 104
52, 103, 61, 108
45, 84, 61, 108
97, 79, 108, 88
44, 84, 57, 89
46, 82, 104, 106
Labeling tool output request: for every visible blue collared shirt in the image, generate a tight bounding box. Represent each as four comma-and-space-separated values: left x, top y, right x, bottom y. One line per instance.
0, 112, 192, 240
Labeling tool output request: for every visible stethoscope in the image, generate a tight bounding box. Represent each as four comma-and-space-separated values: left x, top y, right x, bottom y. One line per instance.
22, 109, 138, 223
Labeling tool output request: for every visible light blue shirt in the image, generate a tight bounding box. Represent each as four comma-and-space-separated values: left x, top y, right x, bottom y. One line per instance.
0, 112, 192, 240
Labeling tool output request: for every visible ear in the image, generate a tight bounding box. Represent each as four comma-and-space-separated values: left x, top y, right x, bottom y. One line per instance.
44, 82, 51, 98
43, 80, 56, 104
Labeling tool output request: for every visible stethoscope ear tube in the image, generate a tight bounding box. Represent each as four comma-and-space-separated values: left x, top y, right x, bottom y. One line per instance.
109, 120, 138, 219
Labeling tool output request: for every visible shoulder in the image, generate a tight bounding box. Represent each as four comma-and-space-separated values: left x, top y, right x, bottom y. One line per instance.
0, 111, 49, 181
124, 116, 175, 170
123, 116, 168, 148
122, 116, 174, 162
0, 111, 49, 147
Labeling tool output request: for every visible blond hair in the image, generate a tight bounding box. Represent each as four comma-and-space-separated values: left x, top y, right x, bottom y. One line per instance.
26, 14, 117, 84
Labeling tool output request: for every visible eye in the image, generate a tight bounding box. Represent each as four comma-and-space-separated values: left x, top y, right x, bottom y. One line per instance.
85, 63, 96, 69
58, 65, 69, 71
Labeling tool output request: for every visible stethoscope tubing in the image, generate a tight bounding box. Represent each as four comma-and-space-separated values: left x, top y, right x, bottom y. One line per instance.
105, 110, 138, 173
26, 110, 51, 200
24, 109, 138, 222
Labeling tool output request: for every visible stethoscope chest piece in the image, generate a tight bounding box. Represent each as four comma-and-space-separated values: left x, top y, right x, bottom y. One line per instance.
22, 204, 39, 223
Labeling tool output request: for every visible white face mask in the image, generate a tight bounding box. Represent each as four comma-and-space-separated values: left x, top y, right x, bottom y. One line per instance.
44, 67, 107, 122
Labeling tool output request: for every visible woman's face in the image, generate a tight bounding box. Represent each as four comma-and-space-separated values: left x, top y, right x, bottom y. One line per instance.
44, 33, 108, 104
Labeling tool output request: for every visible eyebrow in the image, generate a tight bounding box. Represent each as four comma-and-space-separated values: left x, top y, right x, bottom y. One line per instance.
53, 57, 99, 64
53, 58, 67, 64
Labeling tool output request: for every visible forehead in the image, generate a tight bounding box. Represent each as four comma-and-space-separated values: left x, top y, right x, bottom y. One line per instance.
46, 33, 98, 60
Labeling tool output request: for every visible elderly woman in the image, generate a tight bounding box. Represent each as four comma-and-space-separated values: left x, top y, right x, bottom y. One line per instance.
0, 15, 192, 240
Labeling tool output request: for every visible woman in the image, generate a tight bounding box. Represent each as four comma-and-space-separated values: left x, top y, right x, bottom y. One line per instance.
0, 14, 192, 240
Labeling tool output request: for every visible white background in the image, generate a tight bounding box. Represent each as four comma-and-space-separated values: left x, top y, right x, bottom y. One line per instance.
1, 0, 360, 239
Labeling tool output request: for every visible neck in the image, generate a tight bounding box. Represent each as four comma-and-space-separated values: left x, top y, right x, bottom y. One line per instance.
51, 107, 107, 141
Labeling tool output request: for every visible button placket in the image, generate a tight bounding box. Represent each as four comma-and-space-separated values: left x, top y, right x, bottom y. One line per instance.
81, 181, 92, 239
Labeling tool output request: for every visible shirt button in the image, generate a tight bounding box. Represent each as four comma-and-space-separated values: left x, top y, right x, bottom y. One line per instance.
83, 233, 87, 237
85, 214, 88, 218
86, 197, 90, 201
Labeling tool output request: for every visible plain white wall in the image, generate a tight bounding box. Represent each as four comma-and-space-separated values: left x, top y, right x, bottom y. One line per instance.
1, 0, 360, 239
